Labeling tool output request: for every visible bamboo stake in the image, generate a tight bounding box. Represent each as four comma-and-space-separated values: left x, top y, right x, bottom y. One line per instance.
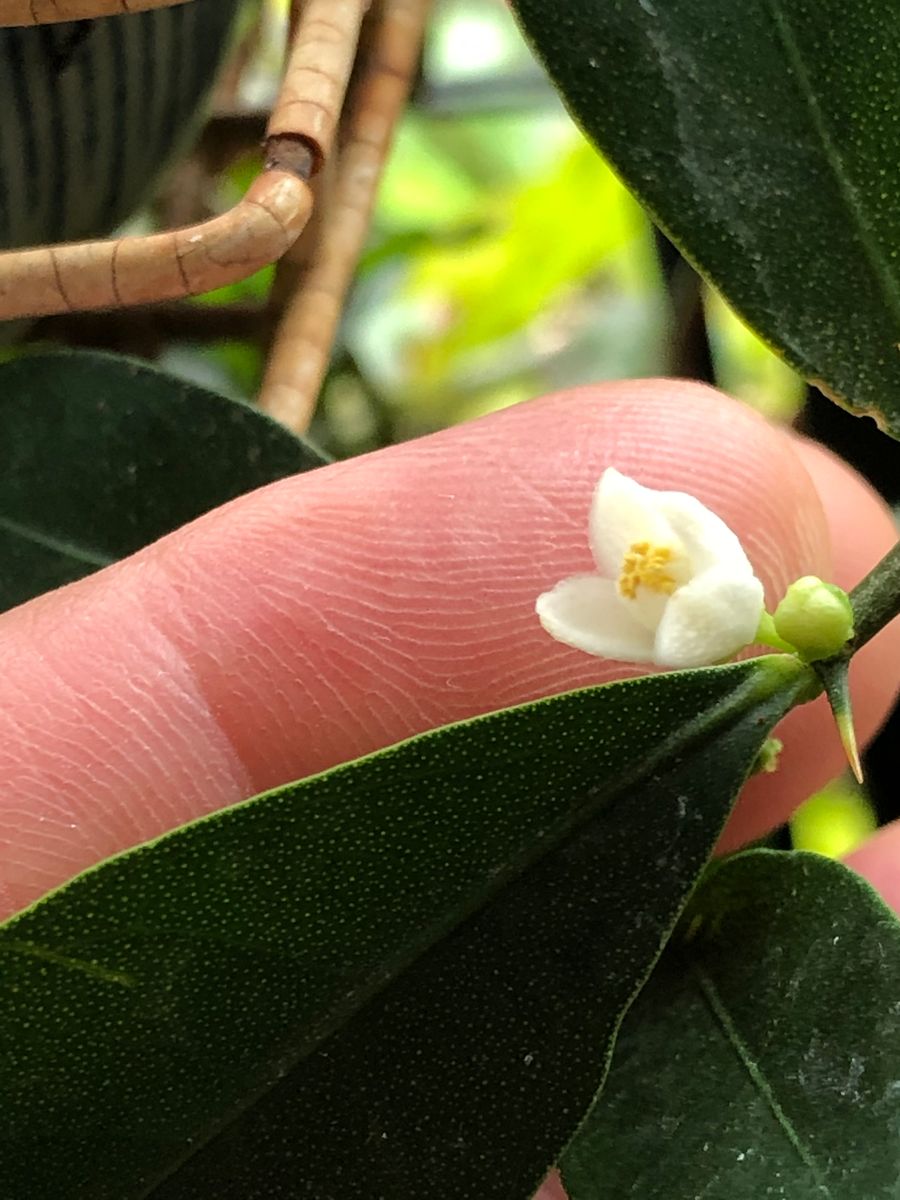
267, 151, 339, 334
268, 0, 371, 174
258, 0, 430, 434
264, 4, 344, 373
0, 0, 190, 25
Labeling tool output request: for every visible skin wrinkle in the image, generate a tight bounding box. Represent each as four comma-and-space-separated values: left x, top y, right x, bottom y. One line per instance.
227, 590, 366, 774
498, 458, 586, 533
1, 381, 898, 916
0, 565, 255, 911
82, 661, 221, 838
170, 552, 422, 748
3, 683, 194, 860
0, 655, 138, 843
745, 530, 793, 606
133, 597, 258, 824
321, 624, 429, 706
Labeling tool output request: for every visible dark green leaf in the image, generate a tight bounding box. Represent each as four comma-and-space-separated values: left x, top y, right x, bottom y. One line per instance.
0, 351, 326, 611
510, 0, 900, 435
0, 656, 810, 1199
562, 850, 900, 1199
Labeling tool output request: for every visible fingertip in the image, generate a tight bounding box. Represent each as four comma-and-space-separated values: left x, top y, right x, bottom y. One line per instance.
532, 380, 831, 610
531, 1171, 567, 1200
790, 435, 897, 593
724, 430, 900, 851
845, 822, 900, 914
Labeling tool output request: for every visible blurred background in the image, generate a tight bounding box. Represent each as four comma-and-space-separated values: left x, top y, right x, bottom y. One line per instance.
15, 0, 900, 857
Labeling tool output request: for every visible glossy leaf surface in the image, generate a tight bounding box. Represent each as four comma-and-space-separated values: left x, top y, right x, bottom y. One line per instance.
0, 657, 809, 1198
562, 850, 900, 1198
0, 351, 326, 611
510, 0, 900, 435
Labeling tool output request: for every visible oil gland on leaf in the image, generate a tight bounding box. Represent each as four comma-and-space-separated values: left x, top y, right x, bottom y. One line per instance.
536, 468, 765, 668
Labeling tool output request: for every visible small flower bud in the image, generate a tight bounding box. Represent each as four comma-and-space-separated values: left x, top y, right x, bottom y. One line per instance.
751, 736, 783, 776
772, 576, 854, 662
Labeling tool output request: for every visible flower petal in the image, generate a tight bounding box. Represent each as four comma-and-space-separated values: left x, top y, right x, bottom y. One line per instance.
622, 586, 671, 633
657, 490, 755, 577
653, 569, 765, 668
536, 573, 656, 662
589, 468, 678, 577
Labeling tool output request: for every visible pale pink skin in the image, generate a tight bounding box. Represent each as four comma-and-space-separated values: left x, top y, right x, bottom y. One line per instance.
3, 380, 900, 1198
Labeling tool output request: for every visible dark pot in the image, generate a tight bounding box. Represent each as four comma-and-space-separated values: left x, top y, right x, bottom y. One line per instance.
0, 0, 242, 251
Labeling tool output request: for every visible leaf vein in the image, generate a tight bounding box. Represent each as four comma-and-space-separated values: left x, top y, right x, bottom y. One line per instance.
694, 964, 832, 1195
0, 511, 113, 569
764, 0, 900, 333
1, 939, 135, 987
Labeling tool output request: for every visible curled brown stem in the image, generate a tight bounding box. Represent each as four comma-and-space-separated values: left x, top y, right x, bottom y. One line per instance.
0, 173, 313, 321
0, 0, 429, 428
0, 0, 190, 25
0, 0, 375, 320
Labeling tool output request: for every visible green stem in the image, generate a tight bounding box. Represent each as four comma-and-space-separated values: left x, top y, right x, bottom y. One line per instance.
754, 611, 797, 654
849, 537, 900, 650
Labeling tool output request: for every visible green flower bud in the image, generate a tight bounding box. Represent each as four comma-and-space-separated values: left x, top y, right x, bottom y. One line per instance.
772, 576, 855, 662
751, 737, 783, 777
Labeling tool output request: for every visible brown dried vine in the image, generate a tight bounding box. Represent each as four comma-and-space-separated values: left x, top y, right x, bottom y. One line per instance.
259, 0, 431, 433
0, 0, 429, 436
0, 0, 191, 25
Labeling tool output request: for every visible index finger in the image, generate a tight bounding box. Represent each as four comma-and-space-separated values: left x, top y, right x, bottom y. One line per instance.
1, 379, 896, 915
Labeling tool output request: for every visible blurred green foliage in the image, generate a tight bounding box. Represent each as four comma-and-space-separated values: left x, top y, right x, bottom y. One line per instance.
183, 0, 801, 448
791, 777, 877, 859
705, 290, 805, 423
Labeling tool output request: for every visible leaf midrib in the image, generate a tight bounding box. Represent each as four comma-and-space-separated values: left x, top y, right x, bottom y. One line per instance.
694, 963, 833, 1196
0, 511, 113, 569
764, 0, 900, 334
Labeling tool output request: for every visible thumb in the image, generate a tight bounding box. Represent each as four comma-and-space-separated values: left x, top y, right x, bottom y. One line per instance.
1, 379, 897, 916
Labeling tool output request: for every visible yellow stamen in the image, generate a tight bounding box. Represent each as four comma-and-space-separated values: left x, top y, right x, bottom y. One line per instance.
618, 541, 677, 599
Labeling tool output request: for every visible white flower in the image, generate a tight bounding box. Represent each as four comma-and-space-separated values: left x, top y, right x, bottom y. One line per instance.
536, 468, 765, 669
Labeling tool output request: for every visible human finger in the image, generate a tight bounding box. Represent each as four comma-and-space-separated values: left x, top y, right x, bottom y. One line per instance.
0, 380, 893, 915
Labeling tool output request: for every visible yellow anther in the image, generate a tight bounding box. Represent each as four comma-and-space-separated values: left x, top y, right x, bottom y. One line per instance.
618, 541, 677, 599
